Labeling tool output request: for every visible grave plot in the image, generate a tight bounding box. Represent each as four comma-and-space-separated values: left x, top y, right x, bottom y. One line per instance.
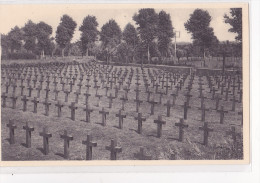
1, 61, 243, 160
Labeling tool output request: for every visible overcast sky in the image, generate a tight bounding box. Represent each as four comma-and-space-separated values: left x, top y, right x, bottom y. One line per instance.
0, 4, 237, 43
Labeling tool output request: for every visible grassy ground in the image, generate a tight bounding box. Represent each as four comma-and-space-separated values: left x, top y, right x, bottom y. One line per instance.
1, 60, 243, 161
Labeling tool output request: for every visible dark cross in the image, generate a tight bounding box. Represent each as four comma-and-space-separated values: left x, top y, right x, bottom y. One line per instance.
120, 95, 128, 110
164, 100, 173, 117
107, 93, 115, 108
226, 126, 240, 149
31, 97, 39, 113
84, 92, 91, 105
199, 122, 213, 146
134, 113, 146, 134
146, 90, 153, 102
27, 85, 34, 97
238, 111, 243, 126
36, 86, 41, 98
39, 127, 52, 155
69, 102, 78, 121
217, 106, 228, 124
83, 104, 93, 123
199, 104, 209, 122
44, 87, 50, 99
184, 92, 192, 105
43, 99, 51, 116
74, 90, 81, 104
148, 98, 158, 115
134, 147, 152, 160
238, 90, 243, 103
99, 107, 109, 126
55, 101, 64, 117
183, 102, 191, 120
10, 95, 18, 109
175, 118, 188, 142
82, 135, 97, 160
22, 122, 34, 148
211, 87, 217, 100
116, 110, 126, 129
6, 120, 17, 144
64, 90, 70, 103
164, 84, 171, 95
20, 85, 25, 96
105, 139, 122, 160
154, 115, 166, 138
60, 130, 73, 159
95, 94, 102, 107
157, 91, 164, 104
230, 95, 239, 111
53, 89, 60, 101
1, 93, 8, 108
215, 94, 221, 110
199, 94, 207, 109
134, 98, 142, 112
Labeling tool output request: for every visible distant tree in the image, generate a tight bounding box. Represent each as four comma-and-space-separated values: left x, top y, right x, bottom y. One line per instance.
157, 10, 174, 58
100, 19, 122, 63
79, 15, 99, 56
1, 34, 10, 57
224, 8, 242, 43
55, 14, 77, 57
122, 23, 139, 63
36, 21, 53, 58
133, 8, 159, 64
7, 26, 23, 53
184, 9, 218, 58
176, 49, 184, 62
22, 20, 38, 53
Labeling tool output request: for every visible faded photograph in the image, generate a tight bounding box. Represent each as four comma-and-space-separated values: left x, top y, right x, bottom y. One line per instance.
0, 4, 248, 162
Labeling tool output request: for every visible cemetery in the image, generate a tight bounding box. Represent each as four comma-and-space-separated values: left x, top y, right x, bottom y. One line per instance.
1, 58, 243, 160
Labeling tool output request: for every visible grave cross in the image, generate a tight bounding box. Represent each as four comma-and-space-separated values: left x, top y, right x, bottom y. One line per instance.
199, 122, 213, 146
134, 113, 146, 134
199, 104, 209, 122
175, 118, 188, 142
43, 99, 52, 116
55, 101, 64, 117
134, 98, 143, 112
82, 135, 97, 160
22, 122, 34, 148
154, 115, 166, 138
164, 100, 173, 117
217, 106, 228, 124
116, 110, 127, 129
1, 93, 8, 108
6, 120, 17, 144
10, 95, 18, 109
83, 105, 93, 123
69, 102, 78, 121
105, 139, 122, 160
60, 130, 73, 159
99, 107, 109, 126
31, 97, 39, 113
148, 98, 158, 115
183, 102, 191, 120
134, 147, 152, 160
230, 95, 239, 111
107, 93, 115, 108
39, 127, 52, 155
226, 126, 240, 149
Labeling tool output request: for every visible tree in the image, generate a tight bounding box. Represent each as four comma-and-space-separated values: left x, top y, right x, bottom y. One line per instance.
133, 8, 159, 64
100, 19, 122, 64
22, 20, 37, 53
157, 10, 174, 58
1, 34, 10, 57
184, 9, 217, 58
224, 8, 242, 43
79, 15, 99, 56
7, 26, 23, 53
122, 23, 139, 63
36, 21, 53, 58
55, 14, 77, 57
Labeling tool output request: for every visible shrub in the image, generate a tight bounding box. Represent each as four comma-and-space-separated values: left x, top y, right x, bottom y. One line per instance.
3, 52, 37, 60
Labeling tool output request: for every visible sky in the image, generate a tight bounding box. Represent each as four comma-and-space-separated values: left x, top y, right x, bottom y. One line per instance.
0, 4, 237, 43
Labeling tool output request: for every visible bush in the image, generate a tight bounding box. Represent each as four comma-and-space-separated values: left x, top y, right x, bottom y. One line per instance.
3, 52, 37, 60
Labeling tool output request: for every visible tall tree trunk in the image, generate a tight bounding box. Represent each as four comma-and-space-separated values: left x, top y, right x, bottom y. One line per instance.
86, 48, 89, 57
147, 44, 150, 64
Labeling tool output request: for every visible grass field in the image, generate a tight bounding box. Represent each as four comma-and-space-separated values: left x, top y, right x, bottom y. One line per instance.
1, 58, 243, 160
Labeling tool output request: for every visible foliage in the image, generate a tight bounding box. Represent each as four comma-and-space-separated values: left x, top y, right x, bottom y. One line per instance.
36, 21, 53, 56
79, 15, 99, 56
55, 14, 77, 57
22, 20, 38, 52
7, 26, 23, 53
157, 10, 174, 58
224, 8, 242, 43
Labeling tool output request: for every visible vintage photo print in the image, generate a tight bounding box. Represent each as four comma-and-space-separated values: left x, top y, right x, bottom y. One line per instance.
0, 3, 249, 166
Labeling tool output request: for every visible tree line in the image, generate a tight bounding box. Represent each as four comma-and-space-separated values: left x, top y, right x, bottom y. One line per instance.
1, 8, 242, 64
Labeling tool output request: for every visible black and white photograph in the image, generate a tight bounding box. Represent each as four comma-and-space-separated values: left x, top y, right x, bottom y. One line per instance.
0, 3, 249, 164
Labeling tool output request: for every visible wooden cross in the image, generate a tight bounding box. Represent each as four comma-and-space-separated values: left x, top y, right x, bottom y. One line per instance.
164, 100, 173, 117
74, 90, 81, 104
95, 94, 102, 107
199, 122, 213, 146
42, 99, 51, 116
99, 107, 109, 126
226, 126, 240, 148
82, 135, 97, 160
215, 94, 221, 110
6, 120, 17, 144
183, 102, 191, 120
68, 102, 78, 121
230, 95, 239, 111
116, 110, 126, 129
23, 122, 34, 148
175, 118, 188, 142
148, 98, 158, 115
134, 113, 146, 134
134, 98, 142, 113
1, 93, 8, 108
105, 139, 122, 160
10, 95, 18, 109
134, 147, 152, 160
31, 97, 39, 113
84, 92, 91, 105
107, 93, 115, 108
199, 104, 209, 122
64, 90, 70, 103
154, 115, 166, 138
55, 101, 64, 117
27, 85, 34, 97
60, 130, 73, 159
120, 95, 128, 110
39, 127, 52, 155
217, 106, 228, 124
44, 87, 50, 99
83, 104, 93, 123
211, 87, 217, 100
